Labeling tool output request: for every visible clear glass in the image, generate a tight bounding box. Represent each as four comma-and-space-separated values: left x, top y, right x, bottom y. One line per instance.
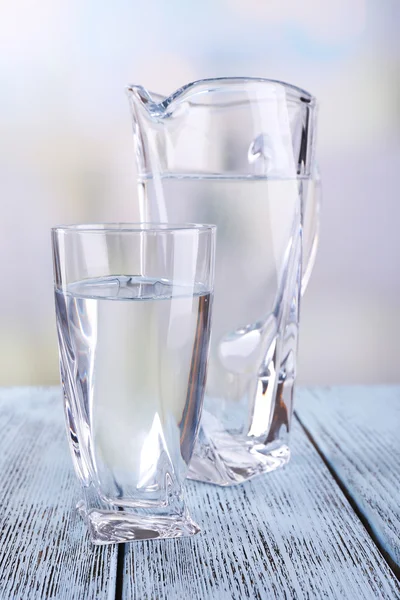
127, 77, 319, 486
52, 223, 215, 542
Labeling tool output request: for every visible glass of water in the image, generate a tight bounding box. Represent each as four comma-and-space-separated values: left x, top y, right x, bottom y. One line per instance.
51, 223, 215, 544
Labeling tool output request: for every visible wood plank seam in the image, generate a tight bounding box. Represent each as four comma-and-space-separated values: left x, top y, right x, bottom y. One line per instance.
115, 542, 126, 600
294, 409, 400, 583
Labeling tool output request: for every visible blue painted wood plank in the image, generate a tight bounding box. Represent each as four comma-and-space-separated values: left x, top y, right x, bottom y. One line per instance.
122, 414, 400, 599
296, 386, 400, 573
2, 386, 399, 600
0, 387, 117, 600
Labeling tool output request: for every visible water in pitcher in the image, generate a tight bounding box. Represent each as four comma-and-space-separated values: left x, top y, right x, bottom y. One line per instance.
55, 275, 212, 506
138, 175, 303, 437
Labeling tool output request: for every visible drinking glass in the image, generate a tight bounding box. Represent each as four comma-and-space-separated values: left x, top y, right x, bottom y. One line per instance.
52, 223, 215, 543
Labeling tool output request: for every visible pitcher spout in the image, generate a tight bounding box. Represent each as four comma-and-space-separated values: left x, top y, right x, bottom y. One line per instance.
126, 84, 166, 119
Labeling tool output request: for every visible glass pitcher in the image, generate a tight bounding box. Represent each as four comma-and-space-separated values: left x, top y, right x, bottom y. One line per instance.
127, 78, 319, 486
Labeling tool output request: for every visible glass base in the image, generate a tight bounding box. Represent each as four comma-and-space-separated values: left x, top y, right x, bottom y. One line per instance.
77, 501, 201, 544
188, 435, 290, 487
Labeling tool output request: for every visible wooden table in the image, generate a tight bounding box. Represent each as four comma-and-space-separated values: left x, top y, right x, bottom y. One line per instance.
0, 387, 399, 599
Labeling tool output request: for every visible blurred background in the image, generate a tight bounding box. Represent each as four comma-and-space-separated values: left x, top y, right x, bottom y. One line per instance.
1, 0, 399, 386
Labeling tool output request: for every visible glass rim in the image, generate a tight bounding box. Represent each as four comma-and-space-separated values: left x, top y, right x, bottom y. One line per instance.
52, 222, 217, 234
127, 76, 316, 108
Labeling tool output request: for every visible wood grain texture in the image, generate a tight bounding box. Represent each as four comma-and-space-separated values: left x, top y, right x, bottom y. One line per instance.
296, 386, 400, 573
0, 387, 117, 600
123, 419, 400, 600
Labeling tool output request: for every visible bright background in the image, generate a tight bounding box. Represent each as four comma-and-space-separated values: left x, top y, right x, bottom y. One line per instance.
1, 0, 399, 385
